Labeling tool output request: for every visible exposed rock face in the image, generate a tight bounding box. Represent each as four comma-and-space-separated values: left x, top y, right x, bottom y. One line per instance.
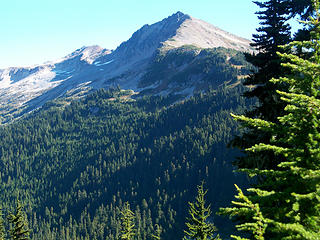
113, 12, 191, 61
164, 15, 250, 51
0, 12, 252, 124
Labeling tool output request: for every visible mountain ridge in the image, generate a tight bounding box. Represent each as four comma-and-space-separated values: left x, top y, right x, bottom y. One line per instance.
0, 11, 252, 124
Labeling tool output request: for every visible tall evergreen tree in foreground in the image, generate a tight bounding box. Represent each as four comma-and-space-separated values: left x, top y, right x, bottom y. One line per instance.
244, 0, 291, 120
8, 201, 30, 240
223, 0, 320, 238
120, 202, 136, 240
232, 0, 292, 170
183, 183, 220, 240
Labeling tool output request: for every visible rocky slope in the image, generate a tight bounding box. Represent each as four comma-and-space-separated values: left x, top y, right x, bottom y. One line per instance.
0, 12, 252, 124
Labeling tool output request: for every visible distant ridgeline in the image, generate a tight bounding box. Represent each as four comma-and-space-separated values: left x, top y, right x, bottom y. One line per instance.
0, 82, 253, 239
0, 46, 251, 125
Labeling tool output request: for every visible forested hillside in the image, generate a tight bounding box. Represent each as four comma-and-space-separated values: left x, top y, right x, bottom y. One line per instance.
138, 46, 251, 93
0, 84, 252, 239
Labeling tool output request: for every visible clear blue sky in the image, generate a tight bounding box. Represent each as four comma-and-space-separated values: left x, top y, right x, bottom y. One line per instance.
1, 0, 261, 68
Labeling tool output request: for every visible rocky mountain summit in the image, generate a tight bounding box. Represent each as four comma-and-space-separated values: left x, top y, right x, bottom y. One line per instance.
0, 12, 252, 124
164, 12, 250, 51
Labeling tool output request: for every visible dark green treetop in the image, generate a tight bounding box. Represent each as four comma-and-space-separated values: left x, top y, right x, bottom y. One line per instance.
183, 183, 220, 240
120, 202, 136, 240
151, 224, 162, 240
284, 0, 313, 19
0, 207, 4, 240
8, 201, 30, 240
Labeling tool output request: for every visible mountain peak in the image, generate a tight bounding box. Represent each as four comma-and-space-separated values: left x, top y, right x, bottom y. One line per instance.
62, 45, 110, 64
163, 16, 251, 52
112, 11, 193, 61
113, 12, 251, 62
168, 11, 191, 21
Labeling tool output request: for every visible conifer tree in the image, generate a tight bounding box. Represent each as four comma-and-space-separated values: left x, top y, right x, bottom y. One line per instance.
225, 0, 320, 238
219, 185, 269, 240
8, 201, 30, 240
0, 207, 5, 240
151, 224, 162, 240
232, 0, 292, 170
284, 0, 313, 20
183, 183, 220, 240
120, 202, 135, 240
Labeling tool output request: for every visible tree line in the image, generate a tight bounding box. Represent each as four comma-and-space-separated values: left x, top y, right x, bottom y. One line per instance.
0, 83, 250, 239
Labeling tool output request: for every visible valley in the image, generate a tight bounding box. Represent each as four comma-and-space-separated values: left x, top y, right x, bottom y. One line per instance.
0, 86, 252, 239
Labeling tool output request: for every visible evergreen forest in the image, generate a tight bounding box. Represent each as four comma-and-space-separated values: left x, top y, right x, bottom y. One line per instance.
0, 85, 250, 239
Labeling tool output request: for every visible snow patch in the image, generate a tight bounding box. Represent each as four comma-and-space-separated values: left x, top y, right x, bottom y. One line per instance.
0, 69, 13, 89
94, 60, 114, 66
